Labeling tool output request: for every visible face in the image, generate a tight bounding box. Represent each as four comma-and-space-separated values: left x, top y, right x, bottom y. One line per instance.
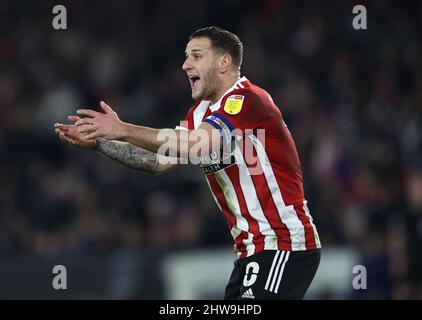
182, 37, 222, 101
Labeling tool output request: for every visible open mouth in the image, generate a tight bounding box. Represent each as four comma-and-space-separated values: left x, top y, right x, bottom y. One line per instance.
189, 75, 200, 89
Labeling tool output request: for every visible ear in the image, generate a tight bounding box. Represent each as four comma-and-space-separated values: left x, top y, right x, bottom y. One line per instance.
218, 53, 232, 73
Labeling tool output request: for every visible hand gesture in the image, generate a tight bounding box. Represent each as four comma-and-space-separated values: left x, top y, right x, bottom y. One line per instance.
75, 101, 126, 140
54, 116, 97, 149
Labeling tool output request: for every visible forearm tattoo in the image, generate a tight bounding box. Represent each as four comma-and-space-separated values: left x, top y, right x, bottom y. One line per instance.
95, 138, 158, 174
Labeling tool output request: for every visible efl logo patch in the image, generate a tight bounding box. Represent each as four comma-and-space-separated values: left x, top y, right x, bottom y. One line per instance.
224, 95, 244, 115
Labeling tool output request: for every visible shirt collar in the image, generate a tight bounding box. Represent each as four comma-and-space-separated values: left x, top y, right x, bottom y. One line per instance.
209, 76, 248, 112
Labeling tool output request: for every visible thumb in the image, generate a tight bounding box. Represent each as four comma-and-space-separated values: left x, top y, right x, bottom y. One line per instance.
100, 101, 114, 114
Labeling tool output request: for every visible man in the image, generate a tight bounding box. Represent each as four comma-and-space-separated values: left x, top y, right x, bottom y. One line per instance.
54, 26, 321, 299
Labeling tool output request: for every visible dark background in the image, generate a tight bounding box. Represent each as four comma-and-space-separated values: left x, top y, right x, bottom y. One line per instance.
0, 0, 421, 299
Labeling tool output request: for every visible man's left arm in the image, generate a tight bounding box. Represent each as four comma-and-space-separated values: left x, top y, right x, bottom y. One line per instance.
75, 101, 221, 160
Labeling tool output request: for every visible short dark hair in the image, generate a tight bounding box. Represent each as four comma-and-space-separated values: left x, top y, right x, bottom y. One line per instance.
190, 26, 243, 70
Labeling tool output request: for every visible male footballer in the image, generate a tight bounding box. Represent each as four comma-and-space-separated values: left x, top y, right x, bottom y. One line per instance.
54, 26, 321, 299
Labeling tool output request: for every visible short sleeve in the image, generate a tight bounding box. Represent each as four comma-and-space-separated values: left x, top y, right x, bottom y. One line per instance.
175, 105, 195, 130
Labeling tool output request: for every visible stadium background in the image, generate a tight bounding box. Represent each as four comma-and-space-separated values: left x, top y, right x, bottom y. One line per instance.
0, 0, 421, 299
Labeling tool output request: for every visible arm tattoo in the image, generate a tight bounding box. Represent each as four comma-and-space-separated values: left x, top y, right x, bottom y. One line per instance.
95, 138, 158, 174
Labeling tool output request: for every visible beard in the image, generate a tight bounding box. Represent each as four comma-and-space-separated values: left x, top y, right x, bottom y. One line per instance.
192, 66, 222, 101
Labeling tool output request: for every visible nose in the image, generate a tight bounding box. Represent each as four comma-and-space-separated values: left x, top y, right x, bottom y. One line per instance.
182, 58, 193, 71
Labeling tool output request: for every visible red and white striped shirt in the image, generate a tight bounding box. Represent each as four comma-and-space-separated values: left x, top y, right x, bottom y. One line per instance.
179, 77, 321, 258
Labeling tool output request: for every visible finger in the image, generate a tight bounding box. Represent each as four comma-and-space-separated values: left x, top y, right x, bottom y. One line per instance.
79, 123, 95, 131
76, 109, 99, 118
77, 124, 95, 134
69, 137, 77, 145
59, 132, 70, 144
57, 127, 78, 141
63, 133, 79, 145
100, 101, 114, 114
75, 118, 95, 126
68, 115, 81, 123
55, 128, 69, 136
54, 123, 71, 132
84, 131, 100, 140
62, 131, 74, 139
54, 122, 67, 129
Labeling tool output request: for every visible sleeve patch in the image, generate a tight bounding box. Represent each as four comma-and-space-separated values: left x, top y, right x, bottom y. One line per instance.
223, 95, 244, 115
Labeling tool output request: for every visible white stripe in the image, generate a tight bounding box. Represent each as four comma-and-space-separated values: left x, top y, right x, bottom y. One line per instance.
264, 236, 279, 250
303, 201, 321, 248
230, 225, 242, 257
274, 251, 290, 294
286, 206, 306, 250
238, 82, 245, 88
205, 177, 222, 211
264, 251, 280, 291
209, 76, 248, 112
214, 171, 249, 232
193, 100, 210, 129
269, 251, 286, 292
249, 135, 307, 250
213, 171, 255, 255
243, 232, 255, 257
233, 144, 276, 236
230, 225, 241, 241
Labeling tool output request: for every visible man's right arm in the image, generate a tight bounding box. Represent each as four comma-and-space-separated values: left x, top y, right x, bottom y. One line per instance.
95, 138, 176, 175
54, 120, 176, 175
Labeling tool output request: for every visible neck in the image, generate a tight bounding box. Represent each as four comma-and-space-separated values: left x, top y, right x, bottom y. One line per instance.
210, 75, 241, 104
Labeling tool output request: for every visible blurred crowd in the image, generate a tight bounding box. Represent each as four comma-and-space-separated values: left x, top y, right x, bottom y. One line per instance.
0, 0, 421, 298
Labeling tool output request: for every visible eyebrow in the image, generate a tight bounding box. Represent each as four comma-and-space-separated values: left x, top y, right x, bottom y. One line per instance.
185, 48, 203, 56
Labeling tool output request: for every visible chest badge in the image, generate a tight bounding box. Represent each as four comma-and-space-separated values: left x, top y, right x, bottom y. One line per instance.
224, 95, 244, 115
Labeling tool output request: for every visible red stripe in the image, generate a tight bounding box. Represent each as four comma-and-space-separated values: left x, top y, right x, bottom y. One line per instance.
235, 232, 249, 259
293, 202, 317, 250
242, 137, 292, 251
206, 174, 251, 256
224, 164, 263, 253
206, 175, 236, 227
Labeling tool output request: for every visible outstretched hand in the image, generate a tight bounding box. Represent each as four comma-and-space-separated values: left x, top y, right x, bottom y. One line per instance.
54, 115, 97, 149
75, 101, 126, 140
